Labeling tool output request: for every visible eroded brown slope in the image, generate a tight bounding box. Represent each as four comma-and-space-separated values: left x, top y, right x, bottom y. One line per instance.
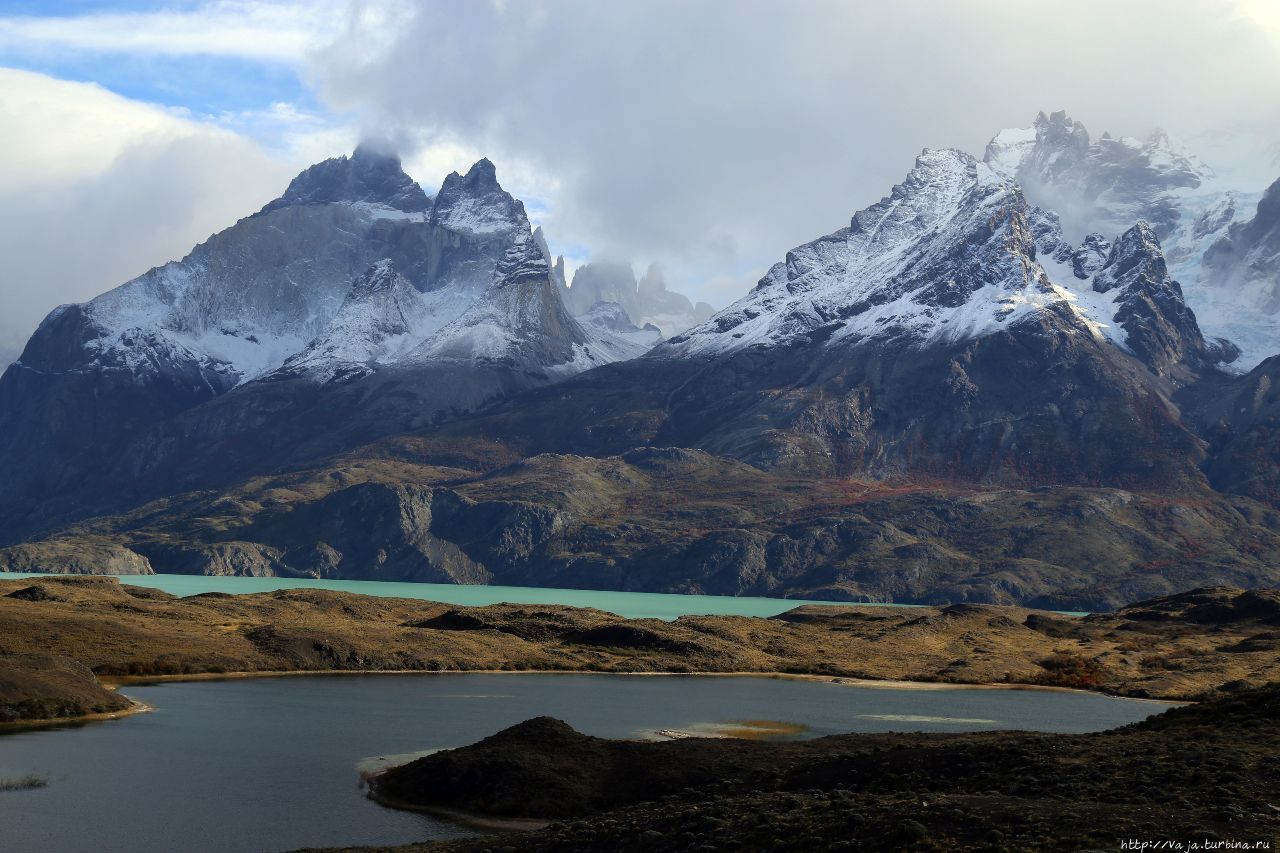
10, 447, 1280, 611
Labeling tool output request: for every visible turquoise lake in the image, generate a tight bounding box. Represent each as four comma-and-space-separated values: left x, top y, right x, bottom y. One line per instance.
2, 572, 904, 620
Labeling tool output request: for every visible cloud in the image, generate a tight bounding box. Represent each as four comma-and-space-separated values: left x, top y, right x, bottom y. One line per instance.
0, 68, 294, 366
0, 1, 348, 63
312, 0, 1280, 306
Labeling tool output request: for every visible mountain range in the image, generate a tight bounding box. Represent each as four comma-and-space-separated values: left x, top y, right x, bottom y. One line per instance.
2, 112, 1279, 610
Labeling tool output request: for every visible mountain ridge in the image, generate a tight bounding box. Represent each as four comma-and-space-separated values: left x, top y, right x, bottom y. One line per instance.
3, 119, 1280, 607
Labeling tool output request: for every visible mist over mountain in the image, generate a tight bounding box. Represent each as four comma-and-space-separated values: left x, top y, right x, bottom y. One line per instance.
563, 261, 714, 338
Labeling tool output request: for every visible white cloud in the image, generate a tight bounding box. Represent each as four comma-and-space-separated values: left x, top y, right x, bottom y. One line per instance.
312, 0, 1280, 306
0, 1, 349, 63
0, 68, 295, 365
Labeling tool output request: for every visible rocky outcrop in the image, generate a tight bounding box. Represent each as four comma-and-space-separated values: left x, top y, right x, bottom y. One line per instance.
258, 143, 430, 214
1090, 223, 1214, 374
0, 539, 152, 575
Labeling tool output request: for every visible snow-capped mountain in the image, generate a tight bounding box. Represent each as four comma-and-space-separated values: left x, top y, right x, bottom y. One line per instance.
0, 146, 618, 536
984, 111, 1278, 369
659, 148, 1214, 380
6, 119, 1280, 604
15, 149, 620, 390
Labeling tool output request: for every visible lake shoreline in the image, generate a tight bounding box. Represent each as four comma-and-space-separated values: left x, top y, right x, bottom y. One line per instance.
97, 666, 1178, 702
3, 577, 1273, 729
0, 691, 151, 733
0, 668, 1171, 734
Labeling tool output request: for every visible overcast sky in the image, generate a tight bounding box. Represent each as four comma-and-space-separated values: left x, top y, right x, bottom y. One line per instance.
2, 0, 1279, 366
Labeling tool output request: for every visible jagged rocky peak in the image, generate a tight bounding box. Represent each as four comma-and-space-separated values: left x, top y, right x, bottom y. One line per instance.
984, 110, 1211, 241
637, 263, 670, 298
431, 157, 528, 236
564, 261, 638, 314
319, 259, 420, 342
664, 147, 1077, 358
260, 141, 431, 214
1091, 222, 1221, 373
1026, 110, 1092, 182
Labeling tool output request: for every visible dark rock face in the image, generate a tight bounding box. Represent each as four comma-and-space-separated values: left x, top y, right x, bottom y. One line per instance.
650, 310, 1206, 489
1182, 354, 1280, 506
1091, 223, 1215, 374
259, 143, 431, 214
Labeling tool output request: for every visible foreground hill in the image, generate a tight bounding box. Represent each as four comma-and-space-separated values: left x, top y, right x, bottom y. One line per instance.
353, 686, 1280, 852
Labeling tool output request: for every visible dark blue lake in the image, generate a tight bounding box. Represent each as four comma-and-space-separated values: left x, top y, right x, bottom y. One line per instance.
0, 673, 1172, 853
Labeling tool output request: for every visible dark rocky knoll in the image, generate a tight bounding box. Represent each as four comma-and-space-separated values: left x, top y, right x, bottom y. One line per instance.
349, 686, 1280, 852
1, 578, 1278, 723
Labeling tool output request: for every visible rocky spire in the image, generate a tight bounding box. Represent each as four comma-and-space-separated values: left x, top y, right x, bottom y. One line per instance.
1092, 223, 1219, 373
259, 143, 431, 215
430, 158, 529, 236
